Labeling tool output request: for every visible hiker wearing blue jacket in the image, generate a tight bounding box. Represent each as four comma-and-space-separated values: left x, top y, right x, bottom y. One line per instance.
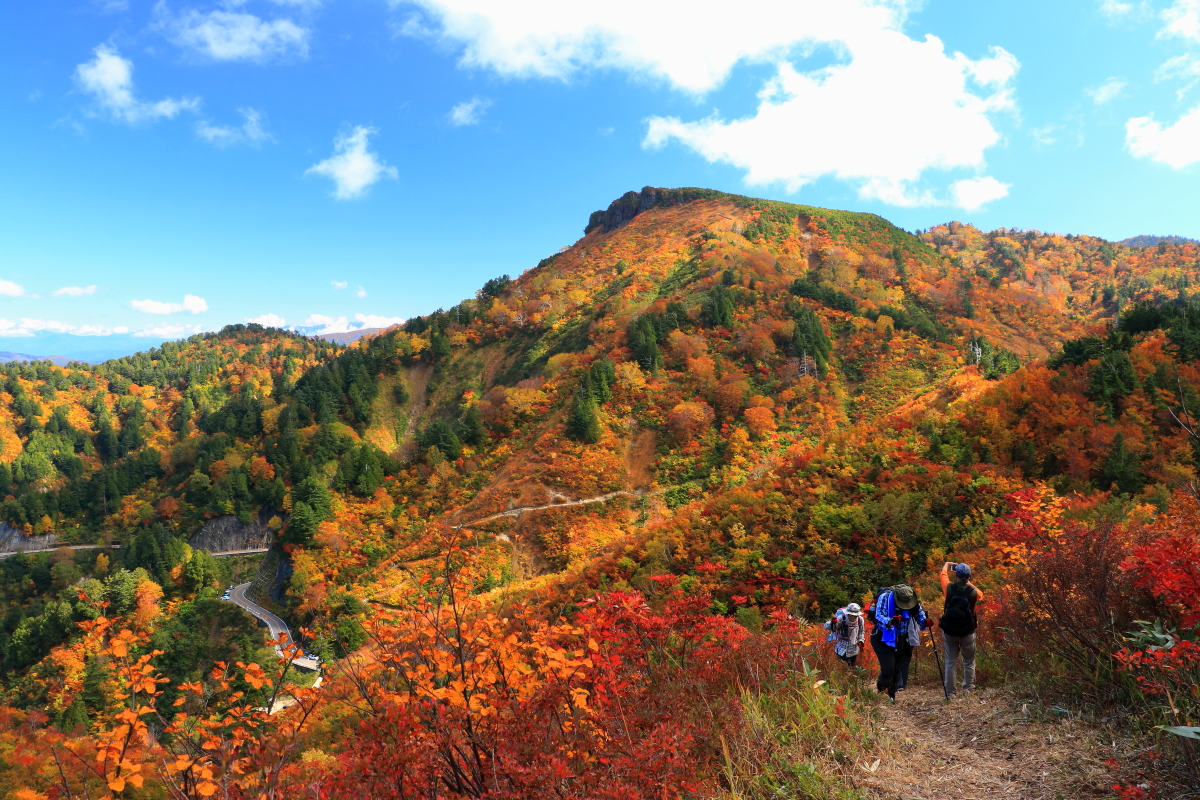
869, 584, 933, 700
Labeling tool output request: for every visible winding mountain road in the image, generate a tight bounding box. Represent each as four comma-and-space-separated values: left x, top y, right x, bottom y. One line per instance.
225, 583, 321, 671
0, 545, 271, 560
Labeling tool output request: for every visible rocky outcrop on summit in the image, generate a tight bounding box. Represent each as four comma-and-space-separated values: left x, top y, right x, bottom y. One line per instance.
584, 187, 727, 235
187, 507, 281, 553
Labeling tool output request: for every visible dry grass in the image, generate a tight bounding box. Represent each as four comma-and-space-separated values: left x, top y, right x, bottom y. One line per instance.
857, 679, 1123, 800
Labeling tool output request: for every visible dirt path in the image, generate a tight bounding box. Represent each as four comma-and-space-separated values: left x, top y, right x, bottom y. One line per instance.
459, 488, 659, 530
857, 682, 1117, 800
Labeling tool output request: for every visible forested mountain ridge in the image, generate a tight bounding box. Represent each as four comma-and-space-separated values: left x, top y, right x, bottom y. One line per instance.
3, 188, 1200, 798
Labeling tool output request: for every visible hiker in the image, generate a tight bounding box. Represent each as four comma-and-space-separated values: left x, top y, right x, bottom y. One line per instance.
869, 584, 932, 699
940, 561, 984, 698
824, 602, 866, 667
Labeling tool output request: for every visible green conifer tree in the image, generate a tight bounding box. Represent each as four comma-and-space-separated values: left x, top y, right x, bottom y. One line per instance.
567, 390, 602, 444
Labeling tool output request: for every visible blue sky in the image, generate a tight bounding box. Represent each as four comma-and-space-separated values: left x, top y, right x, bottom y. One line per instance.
3, 0, 1200, 359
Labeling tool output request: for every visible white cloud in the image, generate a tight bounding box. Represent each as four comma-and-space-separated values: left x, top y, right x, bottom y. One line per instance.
166, 9, 310, 62
301, 313, 351, 334
1032, 124, 1059, 146
643, 44, 1018, 205
1126, 103, 1200, 167
1162, 0, 1200, 42
132, 323, 207, 338
399, 0, 902, 94
401, 1, 1017, 206
130, 294, 209, 315
197, 108, 273, 146
0, 318, 120, 337
0, 280, 25, 297
331, 280, 348, 289
75, 45, 199, 124
950, 176, 1010, 210
294, 312, 404, 335
355, 286, 367, 297
1157, 53, 1200, 82
1099, 0, 1143, 18
248, 312, 287, 326
53, 285, 98, 297
449, 97, 491, 126
354, 313, 404, 329
130, 299, 177, 315
1087, 77, 1128, 104
305, 126, 398, 200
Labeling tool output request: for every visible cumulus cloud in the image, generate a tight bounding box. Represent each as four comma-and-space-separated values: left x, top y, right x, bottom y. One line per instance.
301, 313, 351, 334
399, 0, 897, 94
354, 313, 404, 329
950, 176, 1010, 210
1122, 1, 1200, 159
449, 97, 491, 126
331, 280, 348, 289
53, 285, 98, 297
166, 8, 310, 62
1162, 0, 1200, 42
356, 286, 367, 297
400, 0, 1016, 206
295, 312, 404, 334
643, 44, 1017, 205
305, 126, 398, 200
75, 45, 199, 124
132, 323, 208, 338
1087, 77, 1128, 104
197, 108, 273, 146
1126, 103, 1200, 167
130, 294, 209, 315
247, 312, 287, 326
0, 280, 25, 297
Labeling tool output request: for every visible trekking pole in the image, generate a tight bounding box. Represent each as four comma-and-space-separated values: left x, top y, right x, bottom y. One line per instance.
926, 626, 948, 699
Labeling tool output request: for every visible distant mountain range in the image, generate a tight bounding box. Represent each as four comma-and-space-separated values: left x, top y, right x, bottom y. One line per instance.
0, 351, 71, 366
317, 327, 384, 345
1119, 234, 1200, 247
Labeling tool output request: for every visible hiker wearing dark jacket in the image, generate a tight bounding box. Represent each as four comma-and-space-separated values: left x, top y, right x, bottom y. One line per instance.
940, 562, 984, 697
869, 584, 932, 700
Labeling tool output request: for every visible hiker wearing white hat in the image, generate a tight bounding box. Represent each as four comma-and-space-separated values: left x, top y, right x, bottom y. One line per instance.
824, 602, 866, 667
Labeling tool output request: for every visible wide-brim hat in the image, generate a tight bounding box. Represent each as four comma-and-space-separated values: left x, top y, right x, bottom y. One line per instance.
845, 603, 862, 616
893, 584, 918, 610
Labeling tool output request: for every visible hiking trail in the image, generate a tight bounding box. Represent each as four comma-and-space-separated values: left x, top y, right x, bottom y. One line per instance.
856, 681, 1121, 799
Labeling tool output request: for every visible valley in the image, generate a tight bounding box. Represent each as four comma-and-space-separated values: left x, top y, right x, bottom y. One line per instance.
0, 187, 1197, 798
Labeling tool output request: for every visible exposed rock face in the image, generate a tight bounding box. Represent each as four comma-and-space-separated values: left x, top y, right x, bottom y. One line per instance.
584, 187, 723, 235
0, 522, 57, 553
187, 507, 282, 553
